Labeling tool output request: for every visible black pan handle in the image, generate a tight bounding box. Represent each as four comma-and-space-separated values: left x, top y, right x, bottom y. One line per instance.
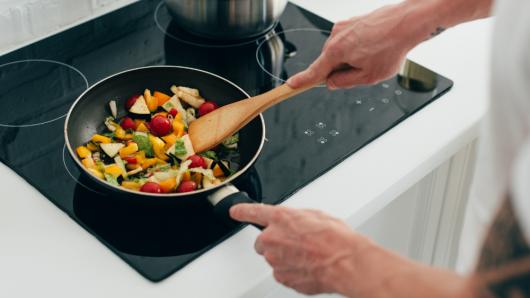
208, 185, 264, 230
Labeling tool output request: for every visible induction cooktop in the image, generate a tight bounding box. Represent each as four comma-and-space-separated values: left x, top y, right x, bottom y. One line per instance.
0, 0, 453, 281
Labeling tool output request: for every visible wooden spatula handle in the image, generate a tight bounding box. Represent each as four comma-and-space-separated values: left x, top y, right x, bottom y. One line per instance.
250, 81, 323, 114
188, 81, 323, 152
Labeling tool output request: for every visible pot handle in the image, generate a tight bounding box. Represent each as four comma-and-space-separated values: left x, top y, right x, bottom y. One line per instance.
208, 184, 264, 230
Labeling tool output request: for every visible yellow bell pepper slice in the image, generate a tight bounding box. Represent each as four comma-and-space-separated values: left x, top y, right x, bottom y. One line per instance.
141, 158, 158, 169
81, 157, 96, 169
87, 168, 104, 179
172, 120, 185, 138
148, 135, 169, 161
119, 142, 139, 157
162, 134, 178, 148
91, 134, 112, 144
76, 146, 92, 158
213, 164, 225, 178
122, 181, 141, 191
105, 164, 123, 178
182, 171, 191, 182
154, 91, 171, 106
136, 122, 149, 133
86, 142, 98, 152
144, 89, 158, 112
159, 178, 177, 193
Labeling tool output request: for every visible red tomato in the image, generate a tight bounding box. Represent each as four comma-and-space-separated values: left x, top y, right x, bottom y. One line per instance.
198, 101, 218, 117
149, 115, 172, 136
140, 182, 162, 193
120, 117, 136, 130
177, 181, 197, 193
169, 108, 178, 117
187, 154, 207, 169
125, 95, 140, 110
123, 156, 137, 164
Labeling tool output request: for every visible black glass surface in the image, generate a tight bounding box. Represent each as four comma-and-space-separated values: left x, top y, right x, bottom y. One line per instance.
0, 0, 453, 282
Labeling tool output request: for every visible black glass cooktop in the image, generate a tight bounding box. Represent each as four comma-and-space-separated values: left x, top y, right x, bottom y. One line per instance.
0, 0, 452, 282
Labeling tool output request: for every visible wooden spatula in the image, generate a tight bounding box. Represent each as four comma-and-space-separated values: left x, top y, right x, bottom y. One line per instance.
188, 82, 320, 153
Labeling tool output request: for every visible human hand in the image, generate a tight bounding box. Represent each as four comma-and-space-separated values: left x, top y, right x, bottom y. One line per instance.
230, 203, 370, 295
287, 3, 423, 90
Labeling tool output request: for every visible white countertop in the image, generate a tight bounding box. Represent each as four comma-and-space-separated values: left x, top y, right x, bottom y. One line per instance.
0, 1, 492, 297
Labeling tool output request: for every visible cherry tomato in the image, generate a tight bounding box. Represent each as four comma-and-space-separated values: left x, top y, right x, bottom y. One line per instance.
120, 117, 136, 130
123, 156, 137, 164
149, 115, 172, 136
169, 108, 178, 117
187, 154, 207, 169
198, 101, 218, 117
125, 95, 140, 110
140, 182, 162, 193
177, 180, 197, 193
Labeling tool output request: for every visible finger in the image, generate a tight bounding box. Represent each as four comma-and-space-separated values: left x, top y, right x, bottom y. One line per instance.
287, 53, 337, 88
229, 203, 276, 227
327, 67, 365, 89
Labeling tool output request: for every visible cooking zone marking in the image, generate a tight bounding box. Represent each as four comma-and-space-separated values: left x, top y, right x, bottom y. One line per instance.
0, 59, 88, 128
255, 28, 331, 85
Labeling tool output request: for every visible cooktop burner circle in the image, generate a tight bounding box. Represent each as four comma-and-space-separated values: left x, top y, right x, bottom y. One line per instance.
154, 1, 275, 48
0, 59, 88, 128
62, 144, 107, 196
255, 28, 330, 85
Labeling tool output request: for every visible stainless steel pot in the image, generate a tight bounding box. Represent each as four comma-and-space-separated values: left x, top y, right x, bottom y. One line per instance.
164, 0, 288, 40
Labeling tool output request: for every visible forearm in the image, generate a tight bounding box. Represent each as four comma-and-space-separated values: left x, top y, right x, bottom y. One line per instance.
402, 0, 493, 45
323, 234, 476, 298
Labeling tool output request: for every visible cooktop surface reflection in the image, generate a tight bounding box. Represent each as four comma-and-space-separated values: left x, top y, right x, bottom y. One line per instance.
0, 0, 452, 281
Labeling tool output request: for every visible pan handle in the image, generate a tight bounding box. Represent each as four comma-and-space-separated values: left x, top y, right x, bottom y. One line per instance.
208, 185, 264, 230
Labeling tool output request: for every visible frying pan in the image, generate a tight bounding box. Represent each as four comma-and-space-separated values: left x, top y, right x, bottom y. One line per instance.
65, 66, 265, 225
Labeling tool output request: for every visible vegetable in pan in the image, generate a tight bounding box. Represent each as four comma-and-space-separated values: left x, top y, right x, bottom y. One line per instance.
75, 85, 240, 194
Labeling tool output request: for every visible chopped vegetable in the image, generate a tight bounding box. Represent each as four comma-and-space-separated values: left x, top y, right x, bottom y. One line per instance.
76, 84, 240, 193
198, 101, 218, 117
76, 146, 92, 158
125, 95, 140, 110
150, 115, 172, 136
109, 100, 118, 118
144, 89, 158, 112
177, 180, 197, 193
91, 134, 112, 144
154, 91, 171, 106
104, 173, 120, 186
133, 132, 153, 157
129, 96, 150, 115
140, 182, 162, 193
222, 133, 239, 149
119, 142, 139, 157
201, 150, 217, 160
100, 143, 125, 158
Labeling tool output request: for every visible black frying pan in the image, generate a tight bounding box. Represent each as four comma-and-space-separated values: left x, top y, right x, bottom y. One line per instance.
65, 66, 265, 226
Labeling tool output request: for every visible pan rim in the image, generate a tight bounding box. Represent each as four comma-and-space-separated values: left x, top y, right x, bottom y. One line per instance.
64, 65, 266, 198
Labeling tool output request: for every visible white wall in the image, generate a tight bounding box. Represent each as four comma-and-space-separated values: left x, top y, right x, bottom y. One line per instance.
0, 0, 138, 55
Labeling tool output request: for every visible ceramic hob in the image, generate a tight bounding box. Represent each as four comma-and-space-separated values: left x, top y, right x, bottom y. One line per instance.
0, 0, 453, 281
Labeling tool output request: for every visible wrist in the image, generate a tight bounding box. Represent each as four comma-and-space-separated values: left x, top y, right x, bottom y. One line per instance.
319, 233, 377, 297
401, 0, 492, 44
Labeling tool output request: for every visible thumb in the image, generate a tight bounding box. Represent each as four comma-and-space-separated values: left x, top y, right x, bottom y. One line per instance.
287, 53, 335, 88
229, 203, 276, 227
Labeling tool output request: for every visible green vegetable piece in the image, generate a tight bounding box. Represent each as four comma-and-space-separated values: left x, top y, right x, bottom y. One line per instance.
174, 139, 187, 156
222, 133, 239, 146
133, 134, 154, 157
201, 150, 217, 160
95, 161, 106, 172
104, 173, 119, 186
